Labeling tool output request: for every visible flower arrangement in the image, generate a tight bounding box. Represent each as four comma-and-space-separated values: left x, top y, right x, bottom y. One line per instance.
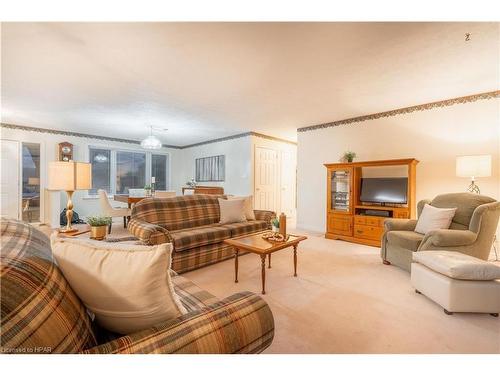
186, 178, 197, 188
87, 216, 112, 227
271, 217, 280, 232
343, 151, 357, 163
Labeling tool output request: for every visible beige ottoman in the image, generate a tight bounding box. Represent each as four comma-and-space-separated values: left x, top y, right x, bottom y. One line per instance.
411, 251, 500, 316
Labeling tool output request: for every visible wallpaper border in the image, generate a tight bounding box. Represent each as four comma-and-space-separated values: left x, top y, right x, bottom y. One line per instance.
297, 90, 500, 133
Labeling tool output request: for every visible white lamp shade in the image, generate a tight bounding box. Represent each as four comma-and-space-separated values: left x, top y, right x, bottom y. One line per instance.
456, 155, 492, 178
48, 161, 92, 191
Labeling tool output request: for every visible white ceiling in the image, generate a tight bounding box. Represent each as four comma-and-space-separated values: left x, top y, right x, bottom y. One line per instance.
1, 22, 498, 146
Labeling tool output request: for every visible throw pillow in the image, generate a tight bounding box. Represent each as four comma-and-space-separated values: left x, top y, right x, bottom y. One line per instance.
218, 198, 247, 224
50, 234, 187, 334
414, 204, 457, 235
227, 195, 256, 220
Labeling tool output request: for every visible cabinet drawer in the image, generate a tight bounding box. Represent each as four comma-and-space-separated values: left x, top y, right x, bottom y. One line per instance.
354, 224, 383, 241
365, 216, 382, 227
354, 216, 366, 225
328, 214, 352, 236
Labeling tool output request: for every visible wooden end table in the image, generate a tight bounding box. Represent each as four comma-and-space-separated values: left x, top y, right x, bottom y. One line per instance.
224, 231, 307, 295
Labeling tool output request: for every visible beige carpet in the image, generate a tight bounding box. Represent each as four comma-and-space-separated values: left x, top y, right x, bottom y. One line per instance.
42, 222, 500, 353
183, 230, 500, 354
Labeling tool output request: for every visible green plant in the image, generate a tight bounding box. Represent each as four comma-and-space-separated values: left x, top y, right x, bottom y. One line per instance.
271, 217, 280, 228
343, 151, 357, 162
144, 184, 152, 190
87, 216, 112, 227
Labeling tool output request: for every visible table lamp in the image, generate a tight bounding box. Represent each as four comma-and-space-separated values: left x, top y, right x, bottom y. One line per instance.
48, 161, 91, 233
456, 155, 491, 194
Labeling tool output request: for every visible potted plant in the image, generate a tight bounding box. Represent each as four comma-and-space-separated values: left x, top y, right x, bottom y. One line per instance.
271, 217, 280, 233
87, 216, 112, 240
343, 151, 357, 163
144, 184, 152, 196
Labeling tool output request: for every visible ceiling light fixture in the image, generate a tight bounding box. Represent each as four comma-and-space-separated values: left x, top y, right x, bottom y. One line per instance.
93, 154, 108, 163
141, 126, 162, 150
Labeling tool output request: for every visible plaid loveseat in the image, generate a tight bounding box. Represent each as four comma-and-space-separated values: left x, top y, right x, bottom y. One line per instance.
128, 194, 276, 273
0, 218, 275, 354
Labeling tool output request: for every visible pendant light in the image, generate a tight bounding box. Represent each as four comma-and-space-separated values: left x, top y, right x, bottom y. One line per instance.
141, 125, 162, 150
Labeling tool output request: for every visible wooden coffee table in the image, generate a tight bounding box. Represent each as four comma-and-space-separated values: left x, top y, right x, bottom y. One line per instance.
224, 231, 307, 294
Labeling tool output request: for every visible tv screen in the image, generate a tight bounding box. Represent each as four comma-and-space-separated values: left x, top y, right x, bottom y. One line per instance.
360, 178, 408, 204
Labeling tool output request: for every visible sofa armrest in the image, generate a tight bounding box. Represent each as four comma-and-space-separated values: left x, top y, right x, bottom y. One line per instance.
127, 218, 172, 245
253, 210, 276, 226
419, 229, 477, 249
81, 291, 275, 354
383, 218, 418, 232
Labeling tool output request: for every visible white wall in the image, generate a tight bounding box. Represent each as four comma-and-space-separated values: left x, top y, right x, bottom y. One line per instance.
297, 99, 500, 233
177, 136, 253, 196
0, 127, 181, 226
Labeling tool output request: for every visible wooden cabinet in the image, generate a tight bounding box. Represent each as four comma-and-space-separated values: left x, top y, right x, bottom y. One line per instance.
328, 214, 352, 236
324, 158, 418, 247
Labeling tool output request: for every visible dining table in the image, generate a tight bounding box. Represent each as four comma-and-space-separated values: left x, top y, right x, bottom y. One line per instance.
113, 194, 147, 208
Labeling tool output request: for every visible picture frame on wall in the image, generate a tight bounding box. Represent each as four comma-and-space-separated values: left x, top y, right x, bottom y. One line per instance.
195, 155, 225, 182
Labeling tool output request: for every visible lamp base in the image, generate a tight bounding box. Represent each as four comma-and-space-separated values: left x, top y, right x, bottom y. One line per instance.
467, 180, 481, 194
58, 227, 79, 234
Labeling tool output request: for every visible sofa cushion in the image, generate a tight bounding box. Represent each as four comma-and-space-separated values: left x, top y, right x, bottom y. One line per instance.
0, 218, 97, 353
414, 204, 456, 234
386, 230, 424, 252
170, 224, 231, 252
51, 235, 187, 335
413, 250, 500, 280
218, 198, 247, 224
227, 196, 256, 220
222, 220, 269, 237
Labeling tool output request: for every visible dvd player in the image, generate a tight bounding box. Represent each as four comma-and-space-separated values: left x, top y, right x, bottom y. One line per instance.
364, 210, 390, 217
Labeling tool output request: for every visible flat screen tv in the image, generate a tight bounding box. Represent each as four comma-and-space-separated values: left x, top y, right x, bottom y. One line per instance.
360, 178, 408, 204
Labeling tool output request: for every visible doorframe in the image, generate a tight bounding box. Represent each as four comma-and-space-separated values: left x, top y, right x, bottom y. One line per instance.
2, 138, 45, 223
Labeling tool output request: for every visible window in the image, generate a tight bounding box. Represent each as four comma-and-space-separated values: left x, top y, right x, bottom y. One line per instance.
195, 155, 225, 182
152, 154, 169, 190
88, 147, 169, 195
116, 151, 146, 194
89, 148, 111, 194
22, 143, 40, 223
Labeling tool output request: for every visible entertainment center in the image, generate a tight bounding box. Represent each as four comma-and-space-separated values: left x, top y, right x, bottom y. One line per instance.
324, 158, 419, 247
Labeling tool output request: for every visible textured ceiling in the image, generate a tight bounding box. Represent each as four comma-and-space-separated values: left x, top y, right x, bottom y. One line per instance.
1, 22, 498, 146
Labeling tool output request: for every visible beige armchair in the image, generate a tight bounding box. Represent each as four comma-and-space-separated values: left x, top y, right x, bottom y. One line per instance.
381, 193, 500, 271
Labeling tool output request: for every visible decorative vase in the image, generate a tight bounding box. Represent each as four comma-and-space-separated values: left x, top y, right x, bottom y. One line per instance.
272, 225, 279, 233
90, 225, 107, 240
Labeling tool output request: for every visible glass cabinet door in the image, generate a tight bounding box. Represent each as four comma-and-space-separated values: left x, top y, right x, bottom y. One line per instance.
330, 169, 351, 212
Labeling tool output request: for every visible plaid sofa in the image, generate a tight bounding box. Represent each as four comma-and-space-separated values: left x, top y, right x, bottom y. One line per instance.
0, 218, 275, 354
128, 194, 276, 273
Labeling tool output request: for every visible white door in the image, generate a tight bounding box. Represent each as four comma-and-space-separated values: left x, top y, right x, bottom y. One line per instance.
1, 140, 20, 219
280, 151, 296, 218
254, 147, 278, 211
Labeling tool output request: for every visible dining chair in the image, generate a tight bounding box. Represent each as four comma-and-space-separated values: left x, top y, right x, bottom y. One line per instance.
98, 189, 132, 233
